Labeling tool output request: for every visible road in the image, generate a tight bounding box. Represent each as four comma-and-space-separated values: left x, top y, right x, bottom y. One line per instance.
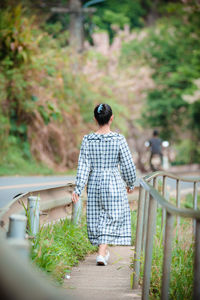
0, 175, 199, 209
0, 176, 75, 208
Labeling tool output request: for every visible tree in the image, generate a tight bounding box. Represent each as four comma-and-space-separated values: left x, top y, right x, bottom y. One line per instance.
121, 1, 200, 162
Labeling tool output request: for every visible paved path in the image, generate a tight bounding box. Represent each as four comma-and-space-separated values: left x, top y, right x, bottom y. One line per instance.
64, 246, 141, 300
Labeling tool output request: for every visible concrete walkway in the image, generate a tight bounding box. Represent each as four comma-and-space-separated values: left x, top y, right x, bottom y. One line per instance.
64, 246, 141, 300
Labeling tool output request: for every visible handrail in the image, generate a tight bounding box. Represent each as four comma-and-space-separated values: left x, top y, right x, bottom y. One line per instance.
140, 179, 200, 219
144, 171, 200, 183
132, 171, 200, 300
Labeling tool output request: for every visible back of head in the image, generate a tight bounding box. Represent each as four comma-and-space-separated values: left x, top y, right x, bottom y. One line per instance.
94, 104, 112, 126
153, 130, 159, 137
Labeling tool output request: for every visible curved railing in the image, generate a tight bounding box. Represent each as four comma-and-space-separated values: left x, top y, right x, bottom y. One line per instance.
0, 182, 84, 229
132, 171, 200, 300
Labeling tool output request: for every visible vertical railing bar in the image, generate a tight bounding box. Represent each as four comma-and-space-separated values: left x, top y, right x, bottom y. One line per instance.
142, 191, 149, 252
193, 182, 197, 235
141, 190, 147, 252
162, 176, 167, 245
72, 196, 82, 225
193, 219, 200, 300
162, 176, 166, 197
153, 177, 158, 209
176, 179, 180, 232
153, 177, 158, 189
142, 195, 157, 300
162, 176, 166, 227
161, 212, 174, 300
28, 196, 40, 236
132, 186, 145, 289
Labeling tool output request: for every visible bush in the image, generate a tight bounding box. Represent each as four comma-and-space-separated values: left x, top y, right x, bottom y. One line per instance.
173, 139, 200, 165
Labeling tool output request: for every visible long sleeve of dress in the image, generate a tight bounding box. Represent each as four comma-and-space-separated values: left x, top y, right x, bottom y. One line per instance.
74, 135, 91, 196
119, 136, 136, 190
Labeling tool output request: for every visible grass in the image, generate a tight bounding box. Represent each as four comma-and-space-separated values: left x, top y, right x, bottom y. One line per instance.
0, 143, 77, 176
0, 143, 54, 176
30, 208, 138, 285
31, 217, 97, 283
130, 208, 194, 299
183, 193, 200, 209
131, 208, 137, 245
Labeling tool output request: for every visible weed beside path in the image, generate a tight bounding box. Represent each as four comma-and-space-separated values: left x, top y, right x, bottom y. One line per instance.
31, 217, 97, 283
131, 209, 194, 299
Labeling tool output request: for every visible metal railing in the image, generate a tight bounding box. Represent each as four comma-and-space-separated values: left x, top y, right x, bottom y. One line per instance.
0, 182, 82, 300
0, 182, 83, 229
132, 171, 200, 300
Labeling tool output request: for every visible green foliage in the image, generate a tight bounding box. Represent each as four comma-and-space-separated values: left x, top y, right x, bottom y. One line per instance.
0, 5, 36, 65
131, 209, 137, 245
0, 136, 54, 176
183, 193, 200, 209
0, 5, 40, 163
173, 139, 200, 165
121, 2, 200, 162
131, 209, 194, 299
43, 21, 69, 47
86, 0, 147, 42
31, 217, 97, 283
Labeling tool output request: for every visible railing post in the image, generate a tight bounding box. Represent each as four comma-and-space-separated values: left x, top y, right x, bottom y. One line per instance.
153, 177, 158, 210
142, 195, 157, 300
7, 214, 29, 259
193, 182, 197, 235
142, 191, 149, 252
162, 176, 166, 228
7, 214, 27, 239
162, 176, 167, 244
176, 179, 180, 232
161, 212, 174, 300
72, 197, 82, 225
153, 177, 158, 190
28, 196, 40, 236
132, 185, 145, 289
194, 219, 200, 300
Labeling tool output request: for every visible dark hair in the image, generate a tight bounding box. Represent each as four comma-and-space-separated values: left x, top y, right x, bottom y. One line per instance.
94, 104, 112, 126
153, 130, 159, 136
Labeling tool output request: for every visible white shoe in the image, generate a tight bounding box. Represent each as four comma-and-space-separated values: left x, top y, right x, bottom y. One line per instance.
96, 255, 107, 266
105, 250, 110, 263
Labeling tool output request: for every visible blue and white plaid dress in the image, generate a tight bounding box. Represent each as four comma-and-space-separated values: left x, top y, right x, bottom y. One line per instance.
74, 132, 136, 245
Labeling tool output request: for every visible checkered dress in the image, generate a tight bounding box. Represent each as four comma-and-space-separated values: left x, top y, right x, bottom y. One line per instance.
74, 132, 136, 246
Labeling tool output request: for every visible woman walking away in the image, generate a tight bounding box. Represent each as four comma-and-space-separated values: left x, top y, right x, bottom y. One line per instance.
72, 104, 136, 266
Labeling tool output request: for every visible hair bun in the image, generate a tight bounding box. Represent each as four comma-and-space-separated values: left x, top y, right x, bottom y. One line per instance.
94, 103, 112, 126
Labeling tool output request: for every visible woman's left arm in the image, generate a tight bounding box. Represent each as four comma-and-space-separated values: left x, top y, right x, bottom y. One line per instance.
119, 136, 136, 192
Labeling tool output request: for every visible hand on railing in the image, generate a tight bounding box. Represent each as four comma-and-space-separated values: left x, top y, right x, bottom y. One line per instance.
126, 187, 134, 194
72, 191, 79, 203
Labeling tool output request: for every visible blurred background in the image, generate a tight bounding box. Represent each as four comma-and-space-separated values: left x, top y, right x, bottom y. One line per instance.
0, 0, 200, 176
